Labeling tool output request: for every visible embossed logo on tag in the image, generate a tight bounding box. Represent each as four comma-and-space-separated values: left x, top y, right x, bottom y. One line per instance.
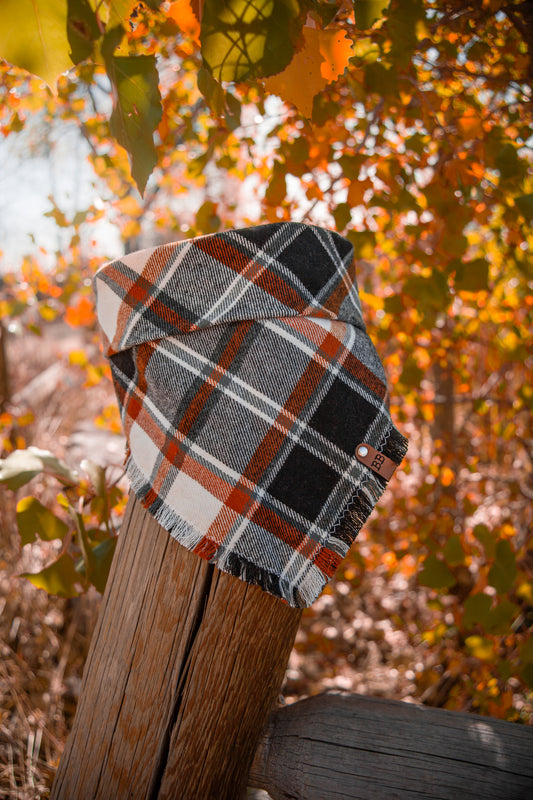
355, 443, 397, 481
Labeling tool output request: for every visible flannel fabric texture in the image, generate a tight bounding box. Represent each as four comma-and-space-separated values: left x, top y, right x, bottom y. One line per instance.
95, 222, 408, 608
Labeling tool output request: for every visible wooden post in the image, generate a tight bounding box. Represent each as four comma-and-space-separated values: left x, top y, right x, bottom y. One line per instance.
51, 494, 302, 800
249, 693, 533, 800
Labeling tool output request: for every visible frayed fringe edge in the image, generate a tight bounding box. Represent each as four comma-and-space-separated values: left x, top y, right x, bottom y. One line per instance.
125, 455, 307, 608
125, 423, 408, 611
328, 424, 409, 550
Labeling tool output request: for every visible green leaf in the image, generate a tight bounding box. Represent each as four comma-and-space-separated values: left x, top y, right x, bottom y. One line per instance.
399, 358, 424, 388
338, 154, 365, 180
403, 272, 449, 311
0, 0, 72, 88
443, 534, 465, 566
200, 0, 303, 82
404, 133, 426, 156
418, 555, 455, 590
197, 66, 226, 116
364, 61, 398, 95
0, 447, 75, 490
352, 37, 380, 63
17, 497, 68, 546
354, 0, 390, 30
497, 659, 512, 682
495, 143, 521, 180
485, 600, 519, 634
463, 593, 492, 629
312, 96, 341, 127
333, 203, 352, 231
347, 230, 376, 260
76, 537, 117, 594
33, 448, 78, 484
0, 449, 45, 490
387, 0, 426, 68
67, 0, 101, 64
521, 664, 533, 690
224, 92, 242, 130
488, 540, 517, 594
521, 638, 533, 664
106, 54, 162, 195
515, 194, 533, 222
472, 524, 496, 559
21, 554, 81, 598
383, 294, 403, 314
455, 258, 489, 293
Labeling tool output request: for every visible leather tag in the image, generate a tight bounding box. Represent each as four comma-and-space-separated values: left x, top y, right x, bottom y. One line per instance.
355, 443, 397, 481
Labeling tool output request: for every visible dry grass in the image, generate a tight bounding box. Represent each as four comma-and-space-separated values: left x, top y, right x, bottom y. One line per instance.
0, 325, 114, 799
0, 324, 531, 799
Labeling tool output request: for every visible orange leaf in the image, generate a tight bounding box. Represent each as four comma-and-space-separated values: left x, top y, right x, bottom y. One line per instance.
264, 27, 353, 118
167, 0, 201, 44
347, 177, 372, 206
440, 466, 455, 487
318, 28, 354, 82
65, 297, 96, 328
457, 108, 483, 138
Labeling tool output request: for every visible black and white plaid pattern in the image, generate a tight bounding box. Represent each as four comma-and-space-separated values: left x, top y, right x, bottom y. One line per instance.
95, 223, 408, 607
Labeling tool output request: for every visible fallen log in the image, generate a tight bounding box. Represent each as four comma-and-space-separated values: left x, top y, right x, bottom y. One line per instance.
249, 692, 533, 800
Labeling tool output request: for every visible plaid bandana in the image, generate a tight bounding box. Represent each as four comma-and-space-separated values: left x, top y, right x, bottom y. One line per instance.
95, 222, 407, 608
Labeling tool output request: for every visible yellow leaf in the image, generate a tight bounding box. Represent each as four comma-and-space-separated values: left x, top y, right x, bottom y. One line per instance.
517, 581, 533, 606
263, 27, 353, 118
465, 635, 495, 662
359, 290, 383, 310
69, 350, 89, 368
0, 0, 71, 91
106, 0, 139, 27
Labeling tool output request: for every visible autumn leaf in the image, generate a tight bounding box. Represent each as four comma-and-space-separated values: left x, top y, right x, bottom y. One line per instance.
353, 0, 390, 30
200, 0, 303, 82
65, 297, 96, 327
17, 497, 68, 546
263, 26, 354, 117
0, 0, 72, 90
21, 554, 81, 598
167, 0, 201, 43
105, 54, 163, 195
457, 107, 483, 138
347, 177, 372, 206
107, 0, 141, 27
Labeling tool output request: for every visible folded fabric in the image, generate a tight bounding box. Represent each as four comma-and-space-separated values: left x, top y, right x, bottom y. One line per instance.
94, 222, 408, 608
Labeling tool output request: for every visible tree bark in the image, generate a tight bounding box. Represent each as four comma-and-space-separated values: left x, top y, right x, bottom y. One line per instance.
0, 321, 10, 412
51, 494, 302, 800
249, 693, 533, 800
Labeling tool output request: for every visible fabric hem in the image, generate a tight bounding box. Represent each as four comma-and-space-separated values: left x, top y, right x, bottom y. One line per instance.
321, 424, 409, 565
125, 455, 301, 608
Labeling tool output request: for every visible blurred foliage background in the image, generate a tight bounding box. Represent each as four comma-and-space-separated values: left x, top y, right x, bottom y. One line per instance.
0, 0, 532, 796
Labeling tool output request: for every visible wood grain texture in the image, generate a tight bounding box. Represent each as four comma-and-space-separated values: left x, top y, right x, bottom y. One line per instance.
51, 494, 302, 800
249, 692, 533, 800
